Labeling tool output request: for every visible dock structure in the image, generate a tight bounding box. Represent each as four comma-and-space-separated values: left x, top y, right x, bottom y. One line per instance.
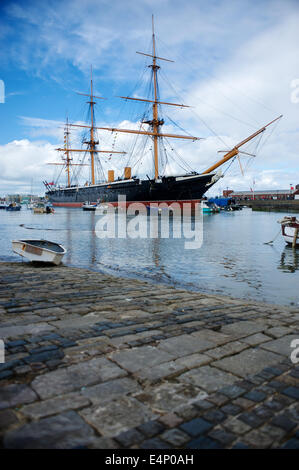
239, 199, 299, 212
0, 262, 298, 449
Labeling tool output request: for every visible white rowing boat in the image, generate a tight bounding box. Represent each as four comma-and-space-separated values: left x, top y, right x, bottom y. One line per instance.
12, 240, 66, 265
82, 202, 97, 211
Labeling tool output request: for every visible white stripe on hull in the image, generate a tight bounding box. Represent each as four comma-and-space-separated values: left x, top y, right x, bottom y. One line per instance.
283, 226, 299, 246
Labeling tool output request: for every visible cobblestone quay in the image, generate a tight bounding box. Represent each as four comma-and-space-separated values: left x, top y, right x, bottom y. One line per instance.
0, 262, 298, 449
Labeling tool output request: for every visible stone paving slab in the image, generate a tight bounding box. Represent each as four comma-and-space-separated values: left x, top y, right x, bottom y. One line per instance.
213, 349, 285, 378
135, 382, 208, 414
80, 377, 141, 405
134, 360, 187, 383
178, 365, 239, 392
0, 384, 37, 410
31, 357, 127, 399
21, 392, 91, 419
260, 335, 299, 357
158, 332, 221, 357
0, 262, 298, 449
220, 321, 266, 339
241, 333, 272, 346
4, 410, 95, 449
111, 346, 175, 373
206, 341, 248, 360
0, 323, 56, 339
79, 397, 157, 437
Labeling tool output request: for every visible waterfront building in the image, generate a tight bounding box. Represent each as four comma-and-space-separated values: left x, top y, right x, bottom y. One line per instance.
224, 184, 299, 200
5, 194, 40, 204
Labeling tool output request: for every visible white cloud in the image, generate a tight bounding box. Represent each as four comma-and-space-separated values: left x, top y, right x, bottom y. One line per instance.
0, 139, 58, 196
19, 116, 65, 140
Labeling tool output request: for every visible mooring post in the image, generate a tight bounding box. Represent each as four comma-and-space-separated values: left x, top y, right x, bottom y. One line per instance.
292, 227, 298, 248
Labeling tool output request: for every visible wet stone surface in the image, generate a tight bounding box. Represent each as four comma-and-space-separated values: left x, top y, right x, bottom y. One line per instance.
0, 262, 298, 449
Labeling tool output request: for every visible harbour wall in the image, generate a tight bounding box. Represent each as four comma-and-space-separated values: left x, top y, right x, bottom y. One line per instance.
239, 199, 299, 212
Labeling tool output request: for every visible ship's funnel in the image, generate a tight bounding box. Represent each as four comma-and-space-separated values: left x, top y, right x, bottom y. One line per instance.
108, 170, 114, 182
124, 167, 131, 179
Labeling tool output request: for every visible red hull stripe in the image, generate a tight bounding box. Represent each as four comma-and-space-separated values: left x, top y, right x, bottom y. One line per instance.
52, 200, 202, 208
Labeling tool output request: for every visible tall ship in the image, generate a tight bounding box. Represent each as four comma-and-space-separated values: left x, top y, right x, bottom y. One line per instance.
45, 18, 282, 208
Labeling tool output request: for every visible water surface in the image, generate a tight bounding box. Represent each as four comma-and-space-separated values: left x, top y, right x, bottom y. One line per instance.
1, 206, 298, 306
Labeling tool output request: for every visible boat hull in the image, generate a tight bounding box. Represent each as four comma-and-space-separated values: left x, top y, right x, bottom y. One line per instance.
33, 208, 47, 214
46, 173, 219, 207
281, 219, 299, 246
6, 206, 21, 211
82, 204, 97, 211
12, 240, 66, 265
282, 226, 299, 246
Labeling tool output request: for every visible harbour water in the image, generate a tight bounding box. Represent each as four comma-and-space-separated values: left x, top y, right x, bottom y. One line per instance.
1, 206, 298, 306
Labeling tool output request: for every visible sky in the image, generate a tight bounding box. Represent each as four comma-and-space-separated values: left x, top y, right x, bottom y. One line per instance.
0, 0, 298, 196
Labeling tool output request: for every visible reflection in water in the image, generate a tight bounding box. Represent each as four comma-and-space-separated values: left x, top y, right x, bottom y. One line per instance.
150, 236, 172, 283
89, 212, 96, 264
65, 210, 72, 264
152, 236, 160, 270
279, 246, 299, 273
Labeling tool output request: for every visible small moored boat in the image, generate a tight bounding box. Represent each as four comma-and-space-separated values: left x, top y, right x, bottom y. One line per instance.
12, 240, 66, 265
82, 202, 97, 211
202, 201, 220, 213
279, 216, 299, 247
33, 203, 54, 214
208, 197, 242, 211
6, 203, 21, 211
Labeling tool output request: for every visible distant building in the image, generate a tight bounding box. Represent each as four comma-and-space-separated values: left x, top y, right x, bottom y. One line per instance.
19, 194, 38, 204
6, 194, 40, 204
6, 194, 21, 203
223, 190, 234, 197
223, 184, 299, 201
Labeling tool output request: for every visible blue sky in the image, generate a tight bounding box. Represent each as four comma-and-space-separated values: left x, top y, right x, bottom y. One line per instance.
0, 0, 298, 196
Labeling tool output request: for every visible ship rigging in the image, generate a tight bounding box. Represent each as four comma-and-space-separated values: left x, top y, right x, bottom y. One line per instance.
45, 17, 282, 207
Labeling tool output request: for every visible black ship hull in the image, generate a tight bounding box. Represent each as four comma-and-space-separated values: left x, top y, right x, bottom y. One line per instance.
46, 173, 219, 207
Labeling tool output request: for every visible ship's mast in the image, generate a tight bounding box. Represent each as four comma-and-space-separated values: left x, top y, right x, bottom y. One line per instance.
151, 16, 159, 179
201, 115, 283, 175
48, 118, 89, 187
57, 68, 126, 185
85, 15, 200, 180
89, 67, 96, 184
77, 66, 100, 185
65, 118, 71, 187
